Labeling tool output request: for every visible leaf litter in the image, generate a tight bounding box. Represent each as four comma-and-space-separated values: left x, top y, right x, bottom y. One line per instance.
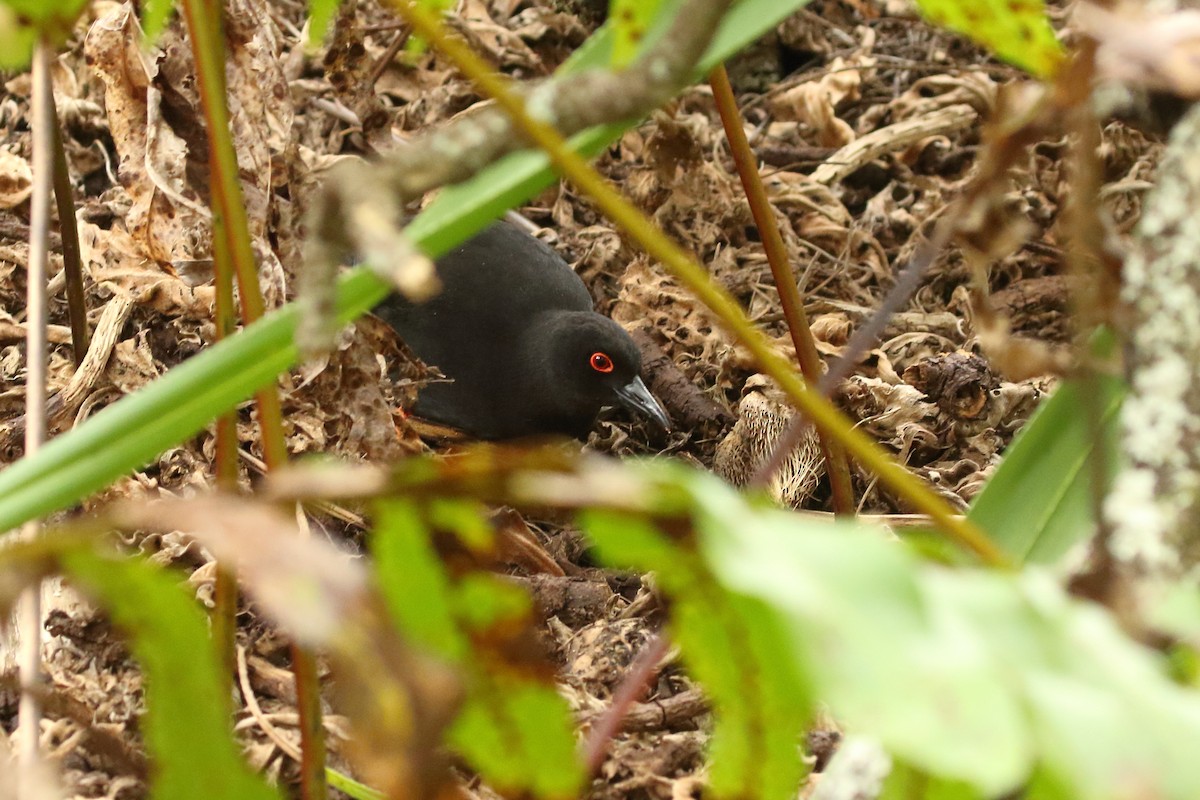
0, 0, 1167, 797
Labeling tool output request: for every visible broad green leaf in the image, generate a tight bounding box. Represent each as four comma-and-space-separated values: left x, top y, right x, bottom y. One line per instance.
914, 0, 1064, 78
0, 539, 280, 800
584, 463, 1200, 799
373, 499, 584, 798
0, 0, 88, 66
880, 764, 986, 800
968, 375, 1126, 564
139, 0, 174, 41
695, 483, 1030, 795
610, 0, 667, 67
0, 0, 811, 536
0, 7, 36, 69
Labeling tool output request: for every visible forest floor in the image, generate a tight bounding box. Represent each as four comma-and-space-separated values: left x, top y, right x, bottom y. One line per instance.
0, 0, 1161, 797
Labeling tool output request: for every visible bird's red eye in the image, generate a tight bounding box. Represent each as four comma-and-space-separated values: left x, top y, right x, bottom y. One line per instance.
590, 352, 614, 373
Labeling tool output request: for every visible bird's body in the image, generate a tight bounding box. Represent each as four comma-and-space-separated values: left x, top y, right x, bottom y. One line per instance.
374, 222, 669, 439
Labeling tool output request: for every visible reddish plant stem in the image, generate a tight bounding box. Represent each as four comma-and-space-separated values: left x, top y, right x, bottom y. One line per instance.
211, 216, 239, 701
708, 64, 855, 515
49, 105, 90, 365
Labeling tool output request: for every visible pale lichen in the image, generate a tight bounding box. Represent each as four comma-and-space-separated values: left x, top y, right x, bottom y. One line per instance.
1105, 101, 1200, 573
811, 736, 892, 800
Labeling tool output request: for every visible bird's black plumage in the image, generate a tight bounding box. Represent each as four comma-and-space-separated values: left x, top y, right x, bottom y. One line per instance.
374, 222, 670, 439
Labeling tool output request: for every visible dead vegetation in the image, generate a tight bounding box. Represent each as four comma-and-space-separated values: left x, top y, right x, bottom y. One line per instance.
0, 0, 1165, 797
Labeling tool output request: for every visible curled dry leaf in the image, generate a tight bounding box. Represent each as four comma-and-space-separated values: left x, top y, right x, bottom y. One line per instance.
0, 149, 32, 208
837, 375, 940, 455
902, 350, 997, 421
768, 28, 877, 147
85, 7, 206, 270
808, 104, 978, 187
613, 257, 741, 392
1079, 4, 1200, 98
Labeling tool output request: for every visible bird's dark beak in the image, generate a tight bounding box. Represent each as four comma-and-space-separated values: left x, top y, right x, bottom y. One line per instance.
615, 376, 671, 432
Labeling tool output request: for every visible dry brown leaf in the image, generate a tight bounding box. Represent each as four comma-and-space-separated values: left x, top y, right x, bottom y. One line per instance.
1080, 3, 1200, 97
0, 150, 32, 209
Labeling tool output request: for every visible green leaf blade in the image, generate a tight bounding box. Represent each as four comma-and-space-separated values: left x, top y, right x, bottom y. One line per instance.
968, 375, 1126, 565
914, 0, 1065, 78
56, 545, 280, 800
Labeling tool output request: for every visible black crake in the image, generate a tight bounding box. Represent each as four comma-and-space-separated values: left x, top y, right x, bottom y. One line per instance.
374, 222, 670, 439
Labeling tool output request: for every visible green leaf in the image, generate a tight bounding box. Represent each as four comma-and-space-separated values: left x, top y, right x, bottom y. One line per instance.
447, 680, 582, 799
0, 0, 88, 33
307, 0, 341, 45
0, 0, 172, 68
373, 499, 585, 798
1, 541, 281, 800
584, 503, 813, 800
584, 463, 1200, 799
913, 0, 1065, 78
695, 487, 1030, 795
968, 374, 1126, 564
374, 499, 469, 660
880, 763, 987, 800
140, 0, 175, 42
0, 0, 88, 67
0, 7, 36, 69
609, 0, 666, 67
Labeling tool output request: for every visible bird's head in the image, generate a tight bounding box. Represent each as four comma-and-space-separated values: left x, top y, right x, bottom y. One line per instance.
529, 312, 671, 434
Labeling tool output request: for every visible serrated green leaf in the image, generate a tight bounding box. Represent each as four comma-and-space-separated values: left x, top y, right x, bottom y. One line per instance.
446, 678, 582, 798
914, 0, 1064, 78
584, 501, 812, 800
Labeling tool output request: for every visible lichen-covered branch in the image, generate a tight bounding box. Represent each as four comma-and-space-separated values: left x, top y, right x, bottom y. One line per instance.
1104, 102, 1200, 573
